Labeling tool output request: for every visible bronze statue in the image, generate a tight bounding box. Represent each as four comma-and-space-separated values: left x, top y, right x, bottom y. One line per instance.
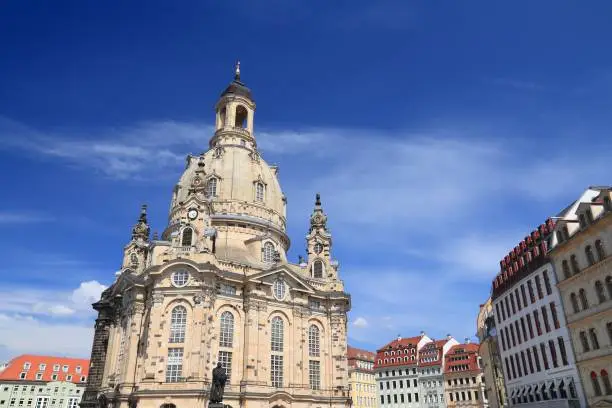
209, 362, 227, 404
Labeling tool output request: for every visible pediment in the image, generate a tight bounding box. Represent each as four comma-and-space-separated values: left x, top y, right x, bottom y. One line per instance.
247, 265, 314, 294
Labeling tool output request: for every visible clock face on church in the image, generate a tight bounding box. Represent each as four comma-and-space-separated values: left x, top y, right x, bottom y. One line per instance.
188, 209, 198, 220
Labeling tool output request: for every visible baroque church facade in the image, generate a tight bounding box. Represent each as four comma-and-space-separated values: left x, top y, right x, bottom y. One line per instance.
80, 65, 351, 408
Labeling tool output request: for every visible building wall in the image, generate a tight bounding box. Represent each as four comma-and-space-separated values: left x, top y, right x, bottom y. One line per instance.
493, 261, 584, 407
549, 188, 612, 407
417, 365, 444, 407
443, 344, 487, 408
348, 348, 377, 408
477, 299, 508, 408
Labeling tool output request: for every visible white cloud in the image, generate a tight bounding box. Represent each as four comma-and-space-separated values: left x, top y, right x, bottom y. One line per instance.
353, 317, 368, 328
48, 305, 76, 316
0, 314, 92, 362
71, 281, 107, 310
0, 211, 54, 224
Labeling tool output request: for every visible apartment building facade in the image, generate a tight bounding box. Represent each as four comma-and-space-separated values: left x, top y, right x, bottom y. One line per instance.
348, 347, 377, 408
443, 342, 487, 408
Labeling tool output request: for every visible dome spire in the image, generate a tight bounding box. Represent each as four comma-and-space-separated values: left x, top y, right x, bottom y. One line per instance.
234, 60, 241, 81
131, 204, 150, 241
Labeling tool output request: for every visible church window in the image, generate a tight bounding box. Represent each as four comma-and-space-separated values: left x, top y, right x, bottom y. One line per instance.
596, 240, 606, 261
129, 253, 138, 267
181, 227, 193, 247
273, 280, 286, 300
255, 182, 265, 202
206, 177, 218, 198
271, 317, 284, 351
235, 105, 248, 128
586, 245, 596, 266
218, 351, 232, 381
219, 311, 234, 348
171, 270, 189, 287
263, 242, 275, 263
165, 348, 183, 383
169, 306, 187, 343
312, 260, 324, 279
309, 325, 320, 357
271, 316, 284, 388
309, 360, 320, 390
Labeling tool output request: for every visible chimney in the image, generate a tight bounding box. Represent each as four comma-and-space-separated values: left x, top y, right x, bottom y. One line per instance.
420, 331, 425, 337
397, 334, 402, 341
447, 334, 452, 340
465, 337, 471, 344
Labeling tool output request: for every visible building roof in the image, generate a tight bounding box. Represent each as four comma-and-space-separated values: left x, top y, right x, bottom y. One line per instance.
374, 336, 424, 369
0, 355, 89, 384
347, 346, 375, 362
444, 343, 481, 374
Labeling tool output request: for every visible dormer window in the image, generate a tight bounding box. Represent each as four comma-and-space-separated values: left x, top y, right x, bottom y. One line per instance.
263, 242, 275, 263
206, 177, 218, 198
255, 182, 265, 202
181, 227, 193, 247
562, 225, 570, 240
586, 208, 594, 224
579, 214, 587, 229
312, 260, 324, 279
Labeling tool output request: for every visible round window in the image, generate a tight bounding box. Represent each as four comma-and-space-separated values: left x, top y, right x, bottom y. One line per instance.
273, 279, 286, 300
172, 270, 189, 287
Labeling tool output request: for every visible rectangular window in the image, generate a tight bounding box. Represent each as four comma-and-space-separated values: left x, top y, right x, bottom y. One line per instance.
500, 328, 506, 351
548, 340, 558, 368
505, 327, 511, 350
392, 381, 396, 389
515, 288, 522, 310
543, 270, 552, 295
380, 396, 384, 405
495, 304, 502, 323
541, 306, 551, 333
510, 325, 517, 347
52, 365, 59, 372
407, 394, 411, 403
540, 343, 549, 370
399, 380, 403, 388
51, 375, 57, 381
61, 366, 68, 373
532, 346, 541, 372
510, 293, 516, 314
218, 284, 236, 296
515, 321, 522, 344
19, 373, 26, 380
520, 317, 528, 341
526, 348, 534, 373
413, 379, 417, 387
400, 394, 404, 403
386, 382, 389, 390
521, 352, 528, 377
504, 358, 512, 380
510, 355, 517, 379
379, 382, 383, 390
535, 275, 544, 299
516, 353, 523, 377
534, 310, 542, 335
165, 348, 183, 383
475, 391, 479, 401
521, 284, 528, 307
550, 302, 560, 329
34, 398, 48, 408
38, 364, 46, 371
271, 355, 283, 388
528, 281, 535, 303
386, 396, 390, 404
526, 314, 534, 339
393, 395, 397, 404
415, 393, 418, 402
218, 351, 232, 381
309, 360, 320, 390
504, 297, 511, 318
557, 337, 569, 366
67, 399, 78, 408
35, 373, 42, 381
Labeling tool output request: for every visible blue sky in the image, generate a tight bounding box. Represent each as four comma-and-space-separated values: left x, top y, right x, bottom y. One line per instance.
1, 0, 612, 361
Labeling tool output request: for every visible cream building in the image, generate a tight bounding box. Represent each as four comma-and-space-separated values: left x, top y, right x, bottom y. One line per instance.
443, 342, 487, 408
477, 298, 507, 408
347, 347, 376, 408
548, 186, 612, 407
80, 64, 351, 408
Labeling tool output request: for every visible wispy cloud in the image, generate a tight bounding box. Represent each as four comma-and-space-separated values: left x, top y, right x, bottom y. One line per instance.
0, 211, 54, 224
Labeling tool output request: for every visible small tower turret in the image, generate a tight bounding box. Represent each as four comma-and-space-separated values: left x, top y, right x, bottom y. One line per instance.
305, 194, 342, 290
123, 204, 151, 272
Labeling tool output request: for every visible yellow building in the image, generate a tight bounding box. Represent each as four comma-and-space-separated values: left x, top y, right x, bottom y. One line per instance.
347, 347, 376, 408
80, 64, 351, 408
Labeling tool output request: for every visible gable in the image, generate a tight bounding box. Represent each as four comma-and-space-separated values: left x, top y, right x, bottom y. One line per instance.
247, 265, 315, 294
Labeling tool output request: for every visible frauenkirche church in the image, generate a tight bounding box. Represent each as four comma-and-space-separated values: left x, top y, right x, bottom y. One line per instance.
80, 64, 351, 408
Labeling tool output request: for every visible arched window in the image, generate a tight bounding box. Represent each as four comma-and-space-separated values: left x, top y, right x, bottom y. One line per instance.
590, 328, 600, 350
596, 281, 606, 303
571, 255, 580, 275
206, 177, 217, 198
181, 227, 193, 247
263, 242, 275, 263
562, 260, 571, 279
270, 316, 284, 388
592, 371, 603, 396
219, 107, 227, 129
579, 289, 589, 310
308, 325, 320, 357
235, 105, 248, 128
169, 306, 187, 343
130, 253, 138, 267
255, 182, 265, 202
602, 370, 612, 395
271, 317, 284, 352
596, 240, 606, 261
312, 260, 324, 279
219, 311, 234, 348
570, 293, 580, 313
580, 331, 590, 352
586, 246, 596, 266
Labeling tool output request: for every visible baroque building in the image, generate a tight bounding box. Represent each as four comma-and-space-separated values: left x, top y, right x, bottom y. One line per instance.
0, 355, 89, 408
374, 333, 460, 408
347, 347, 376, 408
443, 342, 487, 408
476, 298, 507, 408
548, 186, 612, 407
80, 64, 351, 408
491, 221, 585, 407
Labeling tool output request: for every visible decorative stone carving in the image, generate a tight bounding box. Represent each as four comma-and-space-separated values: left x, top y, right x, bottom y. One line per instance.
152, 292, 164, 307
213, 146, 225, 159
